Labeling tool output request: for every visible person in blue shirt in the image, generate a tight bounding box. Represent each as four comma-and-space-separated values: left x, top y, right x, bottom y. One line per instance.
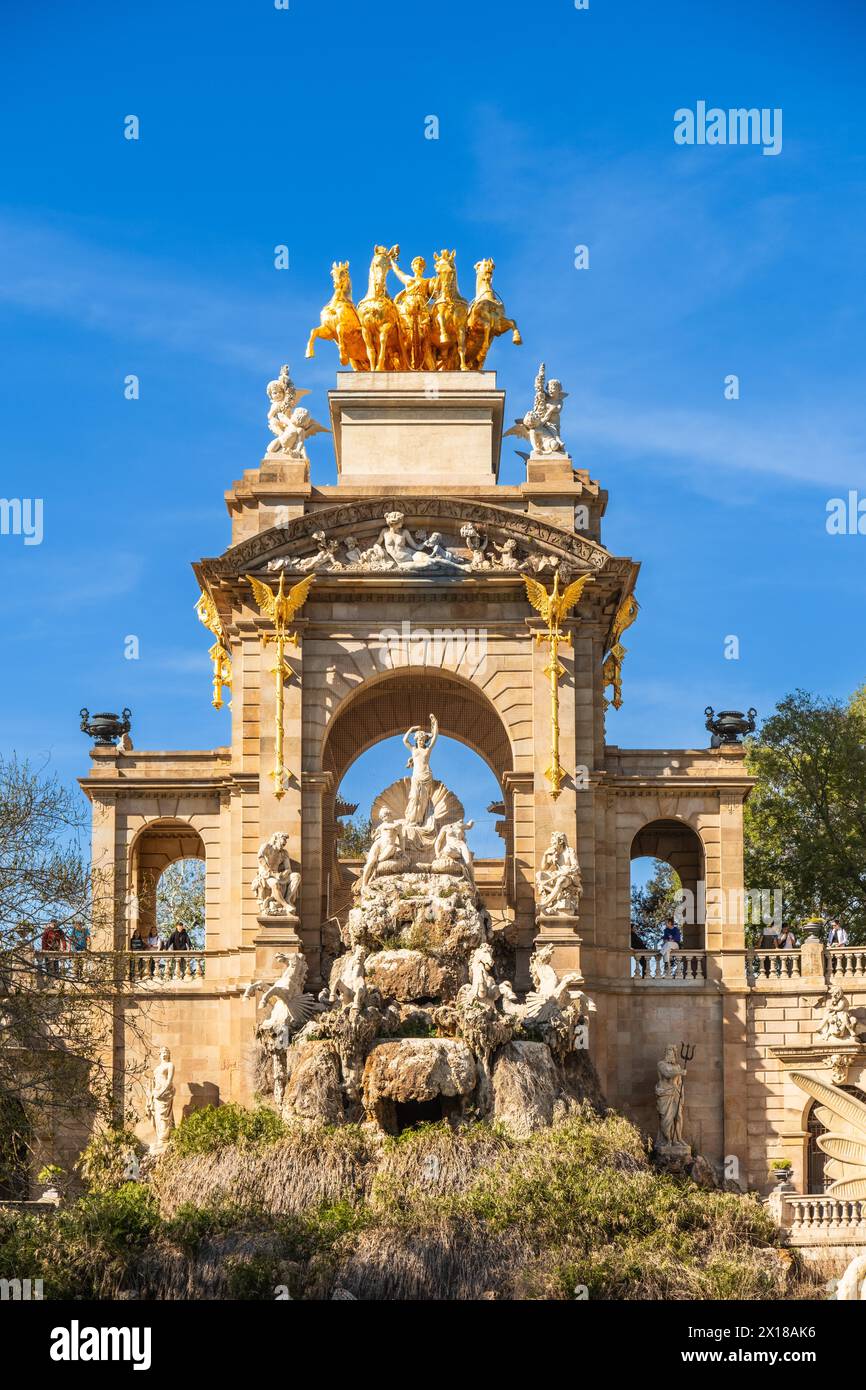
660, 918, 682, 969
69, 921, 90, 951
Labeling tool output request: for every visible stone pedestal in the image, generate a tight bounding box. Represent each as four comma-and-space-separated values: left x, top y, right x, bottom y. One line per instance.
329, 371, 505, 486
534, 915, 583, 981
253, 913, 301, 977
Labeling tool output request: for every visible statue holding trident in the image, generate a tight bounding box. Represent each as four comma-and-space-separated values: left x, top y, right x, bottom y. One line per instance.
403, 714, 439, 826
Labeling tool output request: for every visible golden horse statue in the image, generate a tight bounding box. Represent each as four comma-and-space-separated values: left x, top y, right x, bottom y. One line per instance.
428, 249, 469, 371
465, 257, 522, 370
356, 244, 406, 371
305, 261, 368, 370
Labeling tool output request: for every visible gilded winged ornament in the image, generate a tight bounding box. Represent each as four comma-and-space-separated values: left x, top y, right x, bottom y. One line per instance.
602, 591, 639, 711
522, 569, 595, 798
195, 586, 233, 710
245, 572, 316, 798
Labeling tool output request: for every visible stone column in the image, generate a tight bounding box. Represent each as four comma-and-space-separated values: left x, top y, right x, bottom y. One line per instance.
252, 618, 305, 978
502, 769, 535, 990
299, 770, 334, 988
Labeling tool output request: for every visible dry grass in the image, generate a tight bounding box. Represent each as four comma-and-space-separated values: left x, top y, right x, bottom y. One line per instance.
1, 1106, 825, 1300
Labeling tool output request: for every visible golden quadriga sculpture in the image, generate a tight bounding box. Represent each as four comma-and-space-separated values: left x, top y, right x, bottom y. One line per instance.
306, 244, 521, 372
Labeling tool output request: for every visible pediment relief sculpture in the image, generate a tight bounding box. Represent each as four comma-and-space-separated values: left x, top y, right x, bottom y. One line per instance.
263, 508, 580, 579
213, 497, 613, 580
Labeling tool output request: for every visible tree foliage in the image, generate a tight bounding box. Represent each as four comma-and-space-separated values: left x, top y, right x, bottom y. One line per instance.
744, 689, 866, 941
338, 815, 374, 858
155, 857, 206, 947
630, 860, 681, 951
0, 756, 149, 1188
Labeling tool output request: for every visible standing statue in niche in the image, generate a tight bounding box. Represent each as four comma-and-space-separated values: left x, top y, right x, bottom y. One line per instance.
148, 1047, 176, 1153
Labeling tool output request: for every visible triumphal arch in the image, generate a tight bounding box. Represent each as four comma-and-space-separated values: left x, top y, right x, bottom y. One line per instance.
78, 247, 866, 1226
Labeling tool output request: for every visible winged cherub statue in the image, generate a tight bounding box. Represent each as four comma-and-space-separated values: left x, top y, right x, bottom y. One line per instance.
505, 362, 568, 460
265, 365, 329, 459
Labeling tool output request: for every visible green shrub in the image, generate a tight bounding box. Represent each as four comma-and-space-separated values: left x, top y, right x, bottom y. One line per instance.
76, 1127, 143, 1192
170, 1103, 287, 1156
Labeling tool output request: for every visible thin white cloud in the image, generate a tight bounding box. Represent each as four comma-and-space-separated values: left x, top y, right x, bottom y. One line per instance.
0, 212, 304, 374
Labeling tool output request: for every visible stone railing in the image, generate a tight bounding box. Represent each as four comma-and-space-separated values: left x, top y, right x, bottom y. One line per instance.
782, 1194, 866, 1245
630, 951, 707, 983
34, 949, 207, 984
124, 951, 206, 983
745, 949, 802, 984
829, 948, 866, 983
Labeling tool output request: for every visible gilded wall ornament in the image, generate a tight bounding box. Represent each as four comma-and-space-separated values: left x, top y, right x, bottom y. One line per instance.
195, 585, 233, 710
602, 591, 639, 711
245, 572, 315, 798
522, 569, 595, 797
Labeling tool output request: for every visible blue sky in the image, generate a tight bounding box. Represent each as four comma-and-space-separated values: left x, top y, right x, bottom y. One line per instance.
1, 0, 864, 858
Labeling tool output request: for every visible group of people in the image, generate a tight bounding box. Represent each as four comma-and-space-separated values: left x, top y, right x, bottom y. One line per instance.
37, 919, 194, 955
39, 919, 90, 953
757, 918, 849, 951
129, 925, 193, 952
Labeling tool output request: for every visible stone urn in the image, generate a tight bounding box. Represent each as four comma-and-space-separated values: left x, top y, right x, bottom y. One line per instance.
704, 707, 757, 748
80, 708, 132, 747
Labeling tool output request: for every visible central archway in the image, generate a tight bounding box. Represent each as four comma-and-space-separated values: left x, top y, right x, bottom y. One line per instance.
321, 668, 513, 787
318, 667, 516, 934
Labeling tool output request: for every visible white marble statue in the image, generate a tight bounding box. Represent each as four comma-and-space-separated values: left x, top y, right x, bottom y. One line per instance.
265, 365, 328, 459
655, 1044, 689, 1152
505, 362, 568, 459
244, 953, 319, 1107
251, 832, 301, 916
329, 944, 368, 1014
433, 817, 476, 884
376, 511, 435, 570
462, 943, 499, 1007
498, 979, 523, 1017
417, 530, 468, 570
148, 1047, 176, 1152
523, 943, 594, 1025
403, 714, 439, 825
459, 522, 489, 569
535, 831, 582, 915
359, 808, 407, 890
836, 1252, 866, 1300
244, 952, 317, 1041
489, 537, 523, 570
815, 984, 862, 1043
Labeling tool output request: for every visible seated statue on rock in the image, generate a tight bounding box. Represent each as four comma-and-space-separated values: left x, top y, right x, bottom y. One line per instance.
433, 818, 475, 884
535, 831, 582, 916
252, 832, 301, 917
359, 808, 408, 890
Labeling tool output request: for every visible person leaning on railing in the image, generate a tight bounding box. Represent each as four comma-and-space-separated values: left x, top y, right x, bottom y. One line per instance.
40, 919, 68, 976
826, 918, 849, 948
166, 924, 192, 952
